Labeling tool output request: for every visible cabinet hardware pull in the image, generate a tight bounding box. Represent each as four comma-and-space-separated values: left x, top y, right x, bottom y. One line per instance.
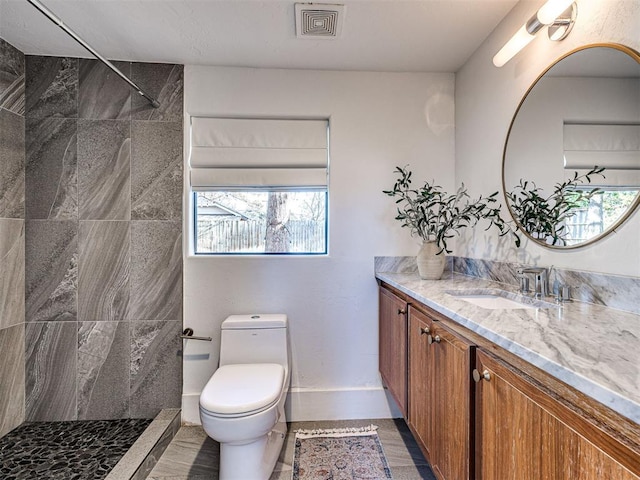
428, 334, 441, 345
420, 327, 430, 335
398, 308, 406, 315
472, 369, 491, 382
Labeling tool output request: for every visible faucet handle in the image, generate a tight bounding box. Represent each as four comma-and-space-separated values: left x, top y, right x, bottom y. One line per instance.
556, 284, 573, 303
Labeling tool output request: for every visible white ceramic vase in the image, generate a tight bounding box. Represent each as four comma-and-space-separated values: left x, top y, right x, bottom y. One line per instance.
416, 241, 446, 280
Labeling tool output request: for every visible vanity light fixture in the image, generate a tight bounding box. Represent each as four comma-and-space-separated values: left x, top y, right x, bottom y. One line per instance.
493, 0, 577, 67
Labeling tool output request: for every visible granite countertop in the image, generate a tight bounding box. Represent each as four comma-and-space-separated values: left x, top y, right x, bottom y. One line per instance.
375, 271, 640, 424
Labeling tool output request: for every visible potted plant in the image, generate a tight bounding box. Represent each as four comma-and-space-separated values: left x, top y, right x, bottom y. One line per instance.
384, 166, 512, 279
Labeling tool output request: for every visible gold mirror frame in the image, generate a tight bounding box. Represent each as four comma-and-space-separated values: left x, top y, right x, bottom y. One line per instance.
502, 43, 640, 250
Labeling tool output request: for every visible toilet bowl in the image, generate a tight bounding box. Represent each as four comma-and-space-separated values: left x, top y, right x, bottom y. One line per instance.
199, 314, 290, 480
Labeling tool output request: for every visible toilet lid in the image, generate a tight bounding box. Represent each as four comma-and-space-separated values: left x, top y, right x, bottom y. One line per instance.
200, 363, 285, 416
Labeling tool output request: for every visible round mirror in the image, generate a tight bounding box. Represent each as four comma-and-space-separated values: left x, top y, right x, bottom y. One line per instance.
503, 44, 640, 248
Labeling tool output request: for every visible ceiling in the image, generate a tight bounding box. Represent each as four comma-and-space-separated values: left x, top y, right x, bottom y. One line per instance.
0, 0, 518, 73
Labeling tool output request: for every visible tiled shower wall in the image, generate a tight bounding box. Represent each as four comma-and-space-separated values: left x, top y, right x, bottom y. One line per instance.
10, 49, 183, 422
0, 38, 26, 437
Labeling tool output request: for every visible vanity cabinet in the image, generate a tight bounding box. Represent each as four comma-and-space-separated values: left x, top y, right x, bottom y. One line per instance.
378, 286, 408, 417
474, 349, 640, 480
378, 282, 640, 480
408, 306, 474, 480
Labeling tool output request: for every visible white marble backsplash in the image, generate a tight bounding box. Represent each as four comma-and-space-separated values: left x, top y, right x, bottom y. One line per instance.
375, 256, 640, 316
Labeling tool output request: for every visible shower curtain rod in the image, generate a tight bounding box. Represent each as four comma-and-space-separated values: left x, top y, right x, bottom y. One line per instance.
27, 0, 160, 108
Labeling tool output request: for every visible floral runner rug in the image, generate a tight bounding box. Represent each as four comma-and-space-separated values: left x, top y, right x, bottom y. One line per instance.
292, 425, 393, 479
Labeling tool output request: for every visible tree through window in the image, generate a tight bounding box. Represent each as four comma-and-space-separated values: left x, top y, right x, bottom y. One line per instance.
194, 190, 327, 254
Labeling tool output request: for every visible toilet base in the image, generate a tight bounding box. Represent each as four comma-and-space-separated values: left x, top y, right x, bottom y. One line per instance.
219, 418, 287, 480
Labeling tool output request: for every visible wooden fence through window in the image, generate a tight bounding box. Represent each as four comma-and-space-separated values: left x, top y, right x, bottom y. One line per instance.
197, 219, 325, 253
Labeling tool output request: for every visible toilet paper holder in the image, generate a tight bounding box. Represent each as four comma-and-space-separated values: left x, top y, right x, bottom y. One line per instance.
181, 327, 212, 341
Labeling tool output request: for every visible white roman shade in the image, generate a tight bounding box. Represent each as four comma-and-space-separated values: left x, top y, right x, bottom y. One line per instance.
190, 117, 329, 189
564, 123, 640, 186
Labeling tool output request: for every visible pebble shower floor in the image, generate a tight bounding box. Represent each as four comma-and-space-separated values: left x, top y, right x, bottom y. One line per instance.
0, 418, 152, 479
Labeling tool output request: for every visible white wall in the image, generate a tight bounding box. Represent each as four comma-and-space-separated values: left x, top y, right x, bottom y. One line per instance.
182, 67, 455, 422
455, 0, 640, 276
504, 76, 640, 194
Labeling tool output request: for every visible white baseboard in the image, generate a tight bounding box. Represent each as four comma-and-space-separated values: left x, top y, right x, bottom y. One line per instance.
182, 387, 402, 425
285, 386, 402, 421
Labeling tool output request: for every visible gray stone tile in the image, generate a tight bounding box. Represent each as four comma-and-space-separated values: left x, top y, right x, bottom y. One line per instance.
130, 320, 182, 418
131, 121, 182, 220
147, 474, 212, 480
148, 426, 218, 478
78, 220, 130, 322
0, 219, 24, 330
272, 424, 295, 475
107, 408, 181, 480
77, 321, 130, 419
153, 419, 434, 480
25, 220, 77, 322
25, 117, 77, 219
25, 56, 78, 118
268, 471, 292, 480
390, 464, 438, 480
0, 323, 25, 437
78, 119, 131, 220
131, 63, 183, 121
79, 59, 132, 120
25, 321, 77, 421
130, 221, 182, 321
0, 37, 25, 115
129, 411, 181, 480
0, 108, 25, 218
375, 418, 430, 468
148, 476, 212, 480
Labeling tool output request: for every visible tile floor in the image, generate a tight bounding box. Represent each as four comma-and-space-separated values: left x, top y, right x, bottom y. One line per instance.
0, 418, 152, 480
147, 418, 436, 480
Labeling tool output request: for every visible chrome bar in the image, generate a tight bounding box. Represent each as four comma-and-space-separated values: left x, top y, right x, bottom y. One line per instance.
26, 0, 160, 108
180, 328, 212, 342
180, 335, 212, 341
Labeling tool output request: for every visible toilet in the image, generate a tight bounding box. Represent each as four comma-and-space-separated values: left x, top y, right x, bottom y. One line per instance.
199, 314, 290, 480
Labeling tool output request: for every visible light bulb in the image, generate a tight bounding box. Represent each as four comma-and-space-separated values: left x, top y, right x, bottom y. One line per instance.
537, 0, 574, 25
492, 25, 535, 67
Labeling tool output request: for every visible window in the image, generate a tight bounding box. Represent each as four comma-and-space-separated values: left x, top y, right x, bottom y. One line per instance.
563, 188, 639, 245
189, 117, 329, 254
195, 190, 327, 254
562, 123, 640, 244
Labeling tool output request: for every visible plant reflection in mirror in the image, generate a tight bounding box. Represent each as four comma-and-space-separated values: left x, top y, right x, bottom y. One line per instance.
506, 166, 605, 246
384, 166, 515, 254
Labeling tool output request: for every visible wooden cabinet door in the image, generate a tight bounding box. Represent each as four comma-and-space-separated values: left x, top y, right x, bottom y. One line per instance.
429, 321, 474, 480
378, 286, 408, 416
408, 308, 474, 480
408, 307, 436, 462
475, 350, 640, 480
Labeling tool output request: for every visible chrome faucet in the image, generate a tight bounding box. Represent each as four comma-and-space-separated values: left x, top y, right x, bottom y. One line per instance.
517, 267, 548, 299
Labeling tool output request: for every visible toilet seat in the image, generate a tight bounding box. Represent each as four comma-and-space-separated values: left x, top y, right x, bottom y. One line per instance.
200, 363, 285, 417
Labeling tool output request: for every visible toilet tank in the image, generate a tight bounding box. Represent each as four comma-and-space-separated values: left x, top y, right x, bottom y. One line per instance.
219, 314, 289, 368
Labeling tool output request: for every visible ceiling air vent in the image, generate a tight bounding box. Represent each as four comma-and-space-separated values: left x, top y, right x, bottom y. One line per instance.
295, 3, 345, 39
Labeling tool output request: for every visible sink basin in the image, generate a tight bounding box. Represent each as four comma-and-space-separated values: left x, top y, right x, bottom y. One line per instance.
445, 289, 556, 310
